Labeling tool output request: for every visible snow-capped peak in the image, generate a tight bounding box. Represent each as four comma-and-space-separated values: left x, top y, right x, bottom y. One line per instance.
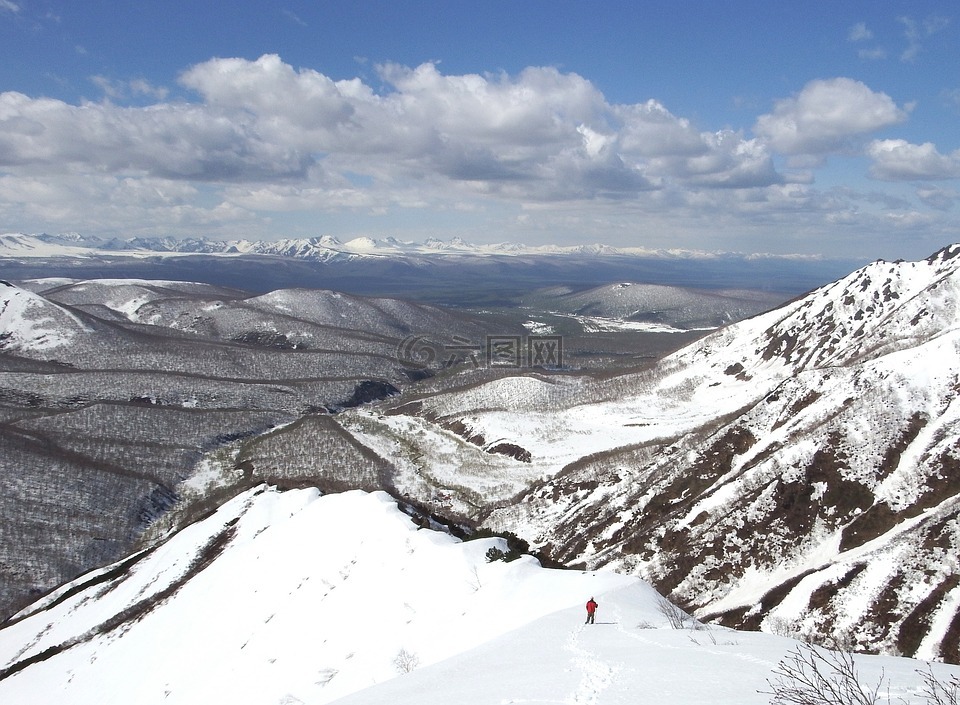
670, 249, 960, 381
342, 236, 381, 252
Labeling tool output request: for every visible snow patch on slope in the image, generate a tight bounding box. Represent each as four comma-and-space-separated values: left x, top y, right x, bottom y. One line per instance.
0, 281, 89, 351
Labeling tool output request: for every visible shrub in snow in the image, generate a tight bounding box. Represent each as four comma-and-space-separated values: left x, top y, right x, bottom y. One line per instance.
764, 643, 960, 705
764, 644, 886, 705
766, 615, 796, 638
485, 546, 506, 562
656, 595, 699, 630
467, 528, 530, 562
394, 647, 420, 674
917, 666, 960, 705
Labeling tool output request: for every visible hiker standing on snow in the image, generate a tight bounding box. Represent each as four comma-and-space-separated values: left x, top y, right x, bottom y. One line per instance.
585, 597, 598, 624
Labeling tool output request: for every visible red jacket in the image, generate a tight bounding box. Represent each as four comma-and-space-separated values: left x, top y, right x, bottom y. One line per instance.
586, 599, 598, 614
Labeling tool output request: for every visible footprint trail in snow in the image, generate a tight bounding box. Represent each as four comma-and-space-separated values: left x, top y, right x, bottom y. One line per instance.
565, 623, 620, 704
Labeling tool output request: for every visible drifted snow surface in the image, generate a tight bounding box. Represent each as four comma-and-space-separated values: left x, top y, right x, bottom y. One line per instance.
0, 487, 956, 705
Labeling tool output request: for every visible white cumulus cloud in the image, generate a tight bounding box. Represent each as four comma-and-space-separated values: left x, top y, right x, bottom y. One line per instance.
0, 90, 311, 180
0, 55, 787, 201
1, 54, 948, 250
754, 78, 909, 155
175, 55, 781, 198
867, 139, 960, 180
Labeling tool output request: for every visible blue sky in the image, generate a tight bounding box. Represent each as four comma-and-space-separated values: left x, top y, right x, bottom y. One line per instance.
0, 1, 958, 260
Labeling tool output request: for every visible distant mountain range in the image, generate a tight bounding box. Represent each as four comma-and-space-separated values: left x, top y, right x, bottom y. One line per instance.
0, 232, 863, 305
0, 231, 832, 261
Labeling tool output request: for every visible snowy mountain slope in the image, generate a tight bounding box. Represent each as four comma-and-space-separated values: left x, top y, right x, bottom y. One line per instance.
0, 485, 632, 704
26, 278, 494, 351
494, 341, 960, 656
1, 485, 954, 705
0, 234, 95, 258
0, 278, 512, 622
24, 278, 242, 321
6, 278, 496, 376
504, 247, 960, 659
329, 245, 960, 659
230, 288, 486, 343
0, 280, 92, 352
522, 281, 786, 329
333, 596, 946, 705
664, 246, 960, 376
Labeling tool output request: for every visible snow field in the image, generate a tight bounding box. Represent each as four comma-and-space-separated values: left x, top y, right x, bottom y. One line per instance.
332, 580, 956, 705
1, 487, 959, 705
0, 486, 632, 705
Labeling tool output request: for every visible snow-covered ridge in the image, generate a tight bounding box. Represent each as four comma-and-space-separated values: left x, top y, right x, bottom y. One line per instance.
0, 486, 633, 704
0, 485, 954, 705
656, 244, 960, 384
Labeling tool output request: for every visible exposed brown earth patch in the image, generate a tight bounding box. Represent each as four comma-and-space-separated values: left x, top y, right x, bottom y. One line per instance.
897, 574, 960, 658
486, 442, 532, 462
911, 449, 960, 515
864, 571, 906, 644
808, 563, 867, 612
642, 426, 756, 520
842, 503, 898, 551
770, 390, 822, 430
439, 417, 486, 446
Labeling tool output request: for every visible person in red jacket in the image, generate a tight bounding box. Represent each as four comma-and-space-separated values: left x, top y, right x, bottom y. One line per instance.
585, 597, 598, 624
